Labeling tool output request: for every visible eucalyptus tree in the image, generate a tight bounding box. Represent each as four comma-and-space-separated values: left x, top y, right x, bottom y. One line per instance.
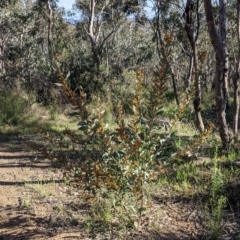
0, 0, 36, 89
74, 0, 146, 68
67, 0, 152, 96
204, 0, 230, 146
32, 0, 60, 70
233, 0, 240, 142
0, 0, 69, 104
184, 0, 204, 132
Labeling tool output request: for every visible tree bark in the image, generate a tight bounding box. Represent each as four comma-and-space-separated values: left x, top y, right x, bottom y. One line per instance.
203, 0, 230, 146
171, 72, 179, 106
88, 0, 100, 68
184, 0, 205, 132
186, 54, 193, 89
47, 0, 53, 69
233, 0, 240, 142
87, 0, 120, 69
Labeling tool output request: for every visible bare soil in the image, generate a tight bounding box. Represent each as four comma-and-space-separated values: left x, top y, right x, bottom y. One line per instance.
0, 134, 240, 240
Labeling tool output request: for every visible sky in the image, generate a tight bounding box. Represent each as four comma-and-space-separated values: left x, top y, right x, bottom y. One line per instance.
57, 0, 75, 10
57, 0, 154, 18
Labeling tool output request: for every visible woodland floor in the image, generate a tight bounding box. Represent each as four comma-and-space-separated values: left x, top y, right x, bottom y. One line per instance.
0, 134, 240, 240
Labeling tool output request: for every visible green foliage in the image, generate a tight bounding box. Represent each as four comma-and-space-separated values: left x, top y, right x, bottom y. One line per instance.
48, 100, 60, 120
45, 65, 217, 231
207, 160, 227, 239
164, 90, 175, 102
2, 0, 239, 236
175, 162, 198, 183
211, 162, 225, 199
209, 195, 227, 239
0, 91, 28, 125
39, 67, 172, 229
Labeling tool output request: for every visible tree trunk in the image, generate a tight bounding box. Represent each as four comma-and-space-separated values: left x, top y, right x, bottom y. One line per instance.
233, 0, 240, 142
203, 0, 230, 146
171, 72, 179, 106
186, 54, 193, 89
184, 0, 205, 132
88, 0, 100, 68
47, 0, 53, 69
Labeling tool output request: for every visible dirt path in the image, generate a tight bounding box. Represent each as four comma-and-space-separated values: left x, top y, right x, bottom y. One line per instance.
0, 135, 87, 240
0, 135, 239, 240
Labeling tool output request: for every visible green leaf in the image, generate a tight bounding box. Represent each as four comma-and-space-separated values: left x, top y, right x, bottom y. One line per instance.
102, 152, 109, 158
78, 125, 88, 131
54, 83, 62, 87
66, 71, 71, 80
159, 139, 166, 145
138, 207, 147, 213
170, 131, 177, 138
129, 205, 137, 213
78, 120, 87, 126
55, 61, 61, 68
156, 109, 164, 116
113, 150, 126, 158
68, 111, 80, 117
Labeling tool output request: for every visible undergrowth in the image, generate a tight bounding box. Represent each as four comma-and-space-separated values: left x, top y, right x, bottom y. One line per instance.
37, 67, 172, 228
31, 61, 238, 238
0, 91, 29, 126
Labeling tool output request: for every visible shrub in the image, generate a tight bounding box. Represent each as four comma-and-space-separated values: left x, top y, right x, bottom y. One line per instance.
37, 66, 171, 228
0, 91, 28, 125
37, 62, 217, 231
